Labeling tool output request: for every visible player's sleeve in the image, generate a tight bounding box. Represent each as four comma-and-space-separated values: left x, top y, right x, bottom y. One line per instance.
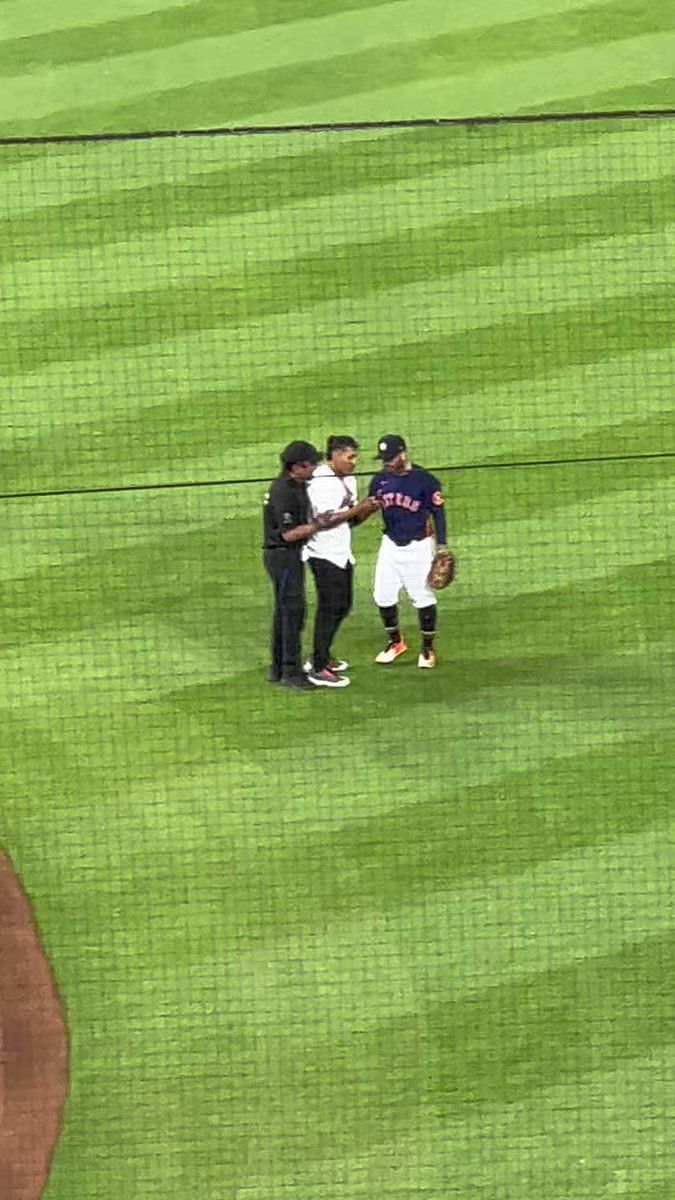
368, 474, 380, 498
268, 485, 302, 534
425, 472, 447, 545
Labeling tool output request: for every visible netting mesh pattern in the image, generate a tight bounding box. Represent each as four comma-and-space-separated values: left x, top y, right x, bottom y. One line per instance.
1, 116, 673, 1200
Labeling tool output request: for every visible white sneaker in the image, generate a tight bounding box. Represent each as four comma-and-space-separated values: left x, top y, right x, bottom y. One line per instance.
308, 667, 350, 688
418, 650, 436, 669
375, 639, 407, 664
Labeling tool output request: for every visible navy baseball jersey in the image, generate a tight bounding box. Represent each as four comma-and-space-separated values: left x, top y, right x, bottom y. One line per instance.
369, 464, 446, 547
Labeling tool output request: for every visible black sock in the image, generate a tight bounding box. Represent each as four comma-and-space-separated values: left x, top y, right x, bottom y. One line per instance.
379, 606, 401, 644
422, 632, 435, 655
418, 605, 437, 654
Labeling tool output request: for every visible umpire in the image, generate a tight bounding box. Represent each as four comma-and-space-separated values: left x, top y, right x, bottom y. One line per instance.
263, 441, 322, 691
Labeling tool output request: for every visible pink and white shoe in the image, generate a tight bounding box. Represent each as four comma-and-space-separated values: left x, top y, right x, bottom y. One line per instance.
308, 666, 350, 688
304, 658, 349, 674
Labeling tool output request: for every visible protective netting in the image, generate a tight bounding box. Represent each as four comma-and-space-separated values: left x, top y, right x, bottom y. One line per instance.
1, 116, 674, 1200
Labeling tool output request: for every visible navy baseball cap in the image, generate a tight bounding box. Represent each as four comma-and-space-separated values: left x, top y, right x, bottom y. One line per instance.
374, 434, 406, 461
280, 440, 320, 467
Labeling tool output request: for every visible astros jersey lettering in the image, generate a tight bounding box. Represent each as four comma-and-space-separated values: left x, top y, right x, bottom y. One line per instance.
368, 464, 445, 547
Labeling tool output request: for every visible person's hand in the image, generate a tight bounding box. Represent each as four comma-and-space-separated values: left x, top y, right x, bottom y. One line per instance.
357, 496, 380, 516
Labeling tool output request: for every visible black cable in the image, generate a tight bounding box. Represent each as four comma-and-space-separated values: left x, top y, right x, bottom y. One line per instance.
2, 108, 675, 149
1, 449, 672, 503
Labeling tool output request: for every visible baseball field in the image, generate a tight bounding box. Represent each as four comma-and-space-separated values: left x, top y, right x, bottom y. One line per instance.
1, 2, 674, 1198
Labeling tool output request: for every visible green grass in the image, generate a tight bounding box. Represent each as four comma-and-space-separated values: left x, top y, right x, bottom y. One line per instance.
1, 0, 674, 134
1, 5, 675, 1198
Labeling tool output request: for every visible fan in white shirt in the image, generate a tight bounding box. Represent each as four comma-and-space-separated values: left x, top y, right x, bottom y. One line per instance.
302, 436, 379, 688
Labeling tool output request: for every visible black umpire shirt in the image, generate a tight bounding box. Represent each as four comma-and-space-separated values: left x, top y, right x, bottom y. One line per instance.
263, 474, 312, 549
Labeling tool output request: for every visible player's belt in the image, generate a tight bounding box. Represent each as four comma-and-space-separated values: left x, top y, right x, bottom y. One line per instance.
395, 532, 429, 547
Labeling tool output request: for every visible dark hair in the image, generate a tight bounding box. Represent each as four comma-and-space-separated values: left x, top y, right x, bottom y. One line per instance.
326, 435, 358, 458
280, 440, 320, 469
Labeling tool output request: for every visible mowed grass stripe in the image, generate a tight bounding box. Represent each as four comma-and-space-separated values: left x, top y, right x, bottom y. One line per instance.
456, 476, 674, 600
52, 921, 674, 1185
3, 471, 670, 651
537, 73, 675, 119
7, 630, 671, 890
2, 479, 669, 697
5, 283, 669, 489
45, 908, 675, 1198
0, 0, 632, 93
2, 434, 667, 583
3, 185, 672, 379
3, 620, 670, 770
1, 0, 655, 135
0, 618, 229, 711
5, 300, 672, 495
0, 0, 389, 51
0, 0, 617, 124
6, 187, 674, 357
14, 680, 669, 933
7, 347, 672, 497
256, 29, 675, 126
45, 727, 672, 910
9, 639, 670, 852
4, 134, 673, 302
4, 484, 670, 679
64, 933, 675, 1085
0, 124, 408, 217
0, 0, 195, 41
5, 122, 671, 262
2, 220, 674, 394
344, 353, 675, 472
1, 569, 668, 705
68, 0, 675, 138
3, 6, 668, 139
235, 1048, 675, 1198
0, 0, 620, 58
14, 612, 669, 849
53, 791, 673, 1034
4, 114, 611, 198
223, 821, 675, 1026
455, 449, 675, 535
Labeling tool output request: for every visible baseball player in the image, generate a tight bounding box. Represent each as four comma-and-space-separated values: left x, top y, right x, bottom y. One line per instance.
368, 434, 447, 669
302, 435, 379, 688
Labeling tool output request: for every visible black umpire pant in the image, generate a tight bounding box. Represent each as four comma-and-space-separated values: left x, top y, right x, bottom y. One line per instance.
308, 557, 353, 672
263, 548, 306, 679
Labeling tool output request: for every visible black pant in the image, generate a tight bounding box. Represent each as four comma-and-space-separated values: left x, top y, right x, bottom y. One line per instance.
263, 549, 306, 679
308, 558, 353, 672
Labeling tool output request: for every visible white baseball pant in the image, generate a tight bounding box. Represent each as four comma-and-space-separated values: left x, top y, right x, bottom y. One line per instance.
373, 535, 437, 609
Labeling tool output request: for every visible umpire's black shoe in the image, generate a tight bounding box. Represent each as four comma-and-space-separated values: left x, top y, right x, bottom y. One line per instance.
267, 667, 282, 683
281, 673, 314, 691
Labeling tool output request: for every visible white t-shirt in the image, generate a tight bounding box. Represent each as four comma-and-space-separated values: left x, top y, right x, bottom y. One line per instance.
302, 463, 357, 568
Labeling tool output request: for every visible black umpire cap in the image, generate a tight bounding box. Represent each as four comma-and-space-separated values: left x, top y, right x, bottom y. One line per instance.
374, 434, 406, 461
280, 440, 320, 467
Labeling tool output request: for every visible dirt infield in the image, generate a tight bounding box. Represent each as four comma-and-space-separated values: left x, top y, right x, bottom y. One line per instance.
0, 852, 68, 1200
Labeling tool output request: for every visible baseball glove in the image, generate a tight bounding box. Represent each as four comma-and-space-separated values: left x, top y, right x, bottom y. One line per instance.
427, 548, 456, 590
